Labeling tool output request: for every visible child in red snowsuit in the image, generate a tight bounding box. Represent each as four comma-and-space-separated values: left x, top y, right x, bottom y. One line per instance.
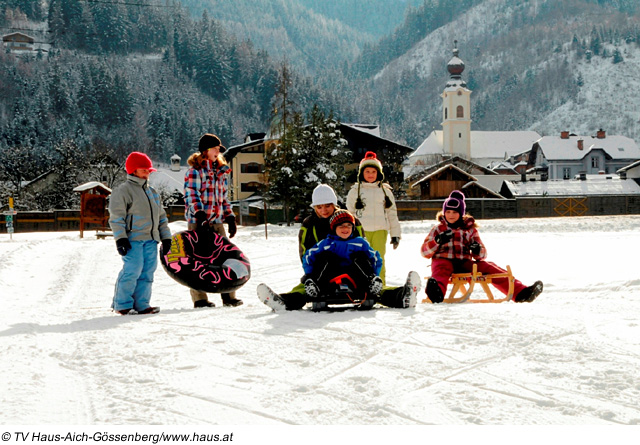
421, 190, 543, 303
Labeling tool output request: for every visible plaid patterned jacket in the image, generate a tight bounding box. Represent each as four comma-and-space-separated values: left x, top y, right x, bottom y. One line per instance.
184, 160, 233, 224
421, 215, 487, 261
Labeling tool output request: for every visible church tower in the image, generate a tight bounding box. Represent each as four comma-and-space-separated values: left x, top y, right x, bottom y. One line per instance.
441, 41, 471, 158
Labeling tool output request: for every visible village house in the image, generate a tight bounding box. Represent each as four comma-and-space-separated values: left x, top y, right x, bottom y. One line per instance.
225, 124, 413, 202
528, 130, 640, 180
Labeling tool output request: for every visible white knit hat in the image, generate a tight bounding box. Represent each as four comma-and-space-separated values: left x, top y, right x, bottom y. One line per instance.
310, 184, 338, 207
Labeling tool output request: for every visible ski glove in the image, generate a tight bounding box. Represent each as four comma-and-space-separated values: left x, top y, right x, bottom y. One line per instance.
194, 210, 208, 227
161, 238, 173, 254
469, 242, 481, 256
434, 229, 453, 245
225, 214, 237, 238
390, 237, 400, 249
116, 238, 131, 256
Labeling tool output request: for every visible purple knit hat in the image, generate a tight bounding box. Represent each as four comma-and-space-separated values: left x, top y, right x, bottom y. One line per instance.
442, 190, 466, 215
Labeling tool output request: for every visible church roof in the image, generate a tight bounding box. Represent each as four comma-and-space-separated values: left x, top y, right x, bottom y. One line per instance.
412, 130, 541, 160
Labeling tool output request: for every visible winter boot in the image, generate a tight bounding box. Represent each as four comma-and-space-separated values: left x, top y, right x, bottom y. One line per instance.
222, 294, 243, 307
514, 280, 543, 303
426, 278, 445, 304
304, 278, 320, 299
116, 308, 134, 315
257, 283, 287, 311
194, 299, 215, 308
400, 271, 420, 308
138, 306, 160, 314
368, 276, 383, 296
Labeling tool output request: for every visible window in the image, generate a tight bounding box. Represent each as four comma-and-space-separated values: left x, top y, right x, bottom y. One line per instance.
563, 167, 571, 179
240, 162, 263, 174
241, 182, 262, 192
591, 157, 599, 168
459, 133, 462, 138
456, 106, 464, 118
444, 108, 448, 119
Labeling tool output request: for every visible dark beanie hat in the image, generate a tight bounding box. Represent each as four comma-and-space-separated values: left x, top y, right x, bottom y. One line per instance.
198, 133, 226, 154
329, 209, 356, 232
442, 190, 466, 215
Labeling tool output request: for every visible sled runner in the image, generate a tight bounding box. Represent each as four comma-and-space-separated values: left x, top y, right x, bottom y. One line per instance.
422, 263, 514, 304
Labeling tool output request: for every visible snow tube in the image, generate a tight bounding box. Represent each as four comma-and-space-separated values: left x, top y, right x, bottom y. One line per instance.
160, 228, 250, 293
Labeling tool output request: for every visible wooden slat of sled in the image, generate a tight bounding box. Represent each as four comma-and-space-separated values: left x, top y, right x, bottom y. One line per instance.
422, 263, 514, 304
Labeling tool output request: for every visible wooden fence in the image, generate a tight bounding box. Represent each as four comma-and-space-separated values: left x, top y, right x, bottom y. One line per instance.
3, 196, 640, 233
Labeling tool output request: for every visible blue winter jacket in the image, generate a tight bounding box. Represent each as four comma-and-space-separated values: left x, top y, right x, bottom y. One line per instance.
302, 233, 382, 276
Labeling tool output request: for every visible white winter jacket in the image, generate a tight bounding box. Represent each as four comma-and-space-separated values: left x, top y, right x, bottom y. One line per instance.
346, 181, 401, 238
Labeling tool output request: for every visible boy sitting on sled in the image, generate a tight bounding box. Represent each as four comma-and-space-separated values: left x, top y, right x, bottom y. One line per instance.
302, 210, 383, 303
421, 190, 543, 303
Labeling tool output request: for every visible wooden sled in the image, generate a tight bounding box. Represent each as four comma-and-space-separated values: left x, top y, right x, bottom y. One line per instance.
422, 263, 514, 304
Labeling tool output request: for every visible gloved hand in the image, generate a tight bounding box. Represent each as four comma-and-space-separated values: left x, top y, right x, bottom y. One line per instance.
116, 238, 131, 256
194, 210, 208, 227
225, 214, 237, 238
390, 237, 400, 249
355, 198, 364, 210
161, 238, 173, 254
469, 242, 481, 256
434, 229, 453, 245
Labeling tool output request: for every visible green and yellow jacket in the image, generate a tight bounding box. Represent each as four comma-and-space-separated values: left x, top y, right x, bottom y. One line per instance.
297, 211, 364, 260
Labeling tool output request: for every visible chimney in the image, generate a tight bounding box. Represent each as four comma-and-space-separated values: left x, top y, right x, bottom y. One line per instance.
596, 129, 606, 139
560, 131, 569, 139
577, 139, 584, 150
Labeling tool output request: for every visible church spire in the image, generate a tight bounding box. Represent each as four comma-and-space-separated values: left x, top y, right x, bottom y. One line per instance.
446, 40, 467, 89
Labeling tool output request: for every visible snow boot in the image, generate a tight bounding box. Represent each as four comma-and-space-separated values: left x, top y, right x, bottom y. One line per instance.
222, 294, 243, 307
257, 283, 287, 311
426, 278, 444, 304
194, 299, 215, 308
368, 276, 383, 296
514, 280, 543, 303
304, 278, 320, 299
400, 271, 421, 308
138, 306, 160, 314
116, 308, 134, 315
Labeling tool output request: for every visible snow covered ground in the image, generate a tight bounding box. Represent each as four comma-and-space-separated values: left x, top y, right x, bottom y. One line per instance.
1, 216, 639, 431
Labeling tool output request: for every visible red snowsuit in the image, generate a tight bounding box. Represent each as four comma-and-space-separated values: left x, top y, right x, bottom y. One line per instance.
421, 214, 526, 299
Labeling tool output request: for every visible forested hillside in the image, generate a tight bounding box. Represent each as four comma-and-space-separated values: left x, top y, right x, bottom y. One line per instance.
180, 0, 422, 76
0, 0, 352, 210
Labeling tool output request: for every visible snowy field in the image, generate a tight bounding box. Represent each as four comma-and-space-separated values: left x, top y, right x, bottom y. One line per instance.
1, 216, 639, 433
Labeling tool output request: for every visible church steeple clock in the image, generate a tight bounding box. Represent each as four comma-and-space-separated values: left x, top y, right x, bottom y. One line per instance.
441, 41, 471, 158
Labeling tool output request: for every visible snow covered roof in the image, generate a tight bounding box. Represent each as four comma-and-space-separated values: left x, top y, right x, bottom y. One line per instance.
72, 182, 112, 193
503, 177, 640, 197
148, 166, 188, 194
617, 159, 640, 173
342, 123, 380, 137
536, 134, 640, 161
411, 164, 478, 188
412, 130, 541, 160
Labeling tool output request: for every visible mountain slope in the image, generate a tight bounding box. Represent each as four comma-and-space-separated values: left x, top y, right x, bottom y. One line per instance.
362, 0, 640, 146
179, 0, 422, 75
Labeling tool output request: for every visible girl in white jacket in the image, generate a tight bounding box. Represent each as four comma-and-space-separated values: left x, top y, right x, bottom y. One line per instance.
346, 151, 401, 284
